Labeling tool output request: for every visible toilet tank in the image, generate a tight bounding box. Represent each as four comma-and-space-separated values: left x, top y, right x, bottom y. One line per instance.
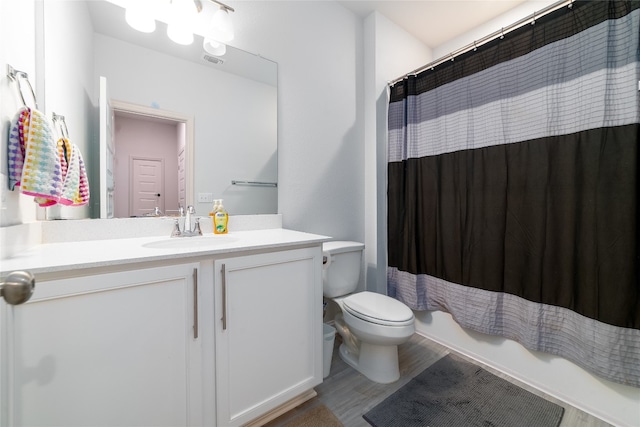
322, 241, 365, 298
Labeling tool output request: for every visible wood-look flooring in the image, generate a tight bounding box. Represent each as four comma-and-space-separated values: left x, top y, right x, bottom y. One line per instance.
264, 333, 612, 427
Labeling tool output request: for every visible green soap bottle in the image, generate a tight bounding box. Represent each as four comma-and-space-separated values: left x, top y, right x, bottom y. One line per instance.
213, 199, 228, 234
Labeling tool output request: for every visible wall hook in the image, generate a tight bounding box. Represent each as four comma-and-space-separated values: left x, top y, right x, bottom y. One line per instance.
52, 113, 70, 139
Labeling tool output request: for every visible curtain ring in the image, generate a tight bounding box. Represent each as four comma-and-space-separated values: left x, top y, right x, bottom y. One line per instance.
450, 53, 455, 62
500, 28, 505, 39
568, 0, 573, 9
531, 11, 536, 25
473, 41, 478, 51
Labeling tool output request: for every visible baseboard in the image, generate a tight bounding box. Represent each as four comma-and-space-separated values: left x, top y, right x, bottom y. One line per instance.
243, 389, 317, 427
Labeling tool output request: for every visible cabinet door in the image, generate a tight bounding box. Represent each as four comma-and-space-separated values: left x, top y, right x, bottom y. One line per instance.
214, 247, 323, 427
1, 263, 205, 427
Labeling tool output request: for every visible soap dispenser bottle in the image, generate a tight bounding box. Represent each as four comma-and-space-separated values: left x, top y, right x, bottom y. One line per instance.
209, 199, 220, 216
213, 199, 228, 234
209, 199, 220, 233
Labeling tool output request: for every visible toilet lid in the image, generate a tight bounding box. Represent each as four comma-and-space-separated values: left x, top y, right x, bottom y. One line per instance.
342, 292, 414, 326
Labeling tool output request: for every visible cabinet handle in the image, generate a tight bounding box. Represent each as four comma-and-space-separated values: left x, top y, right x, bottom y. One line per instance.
1, 271, 35, 305
221, 264, 227, 330
193, 268, 199, 339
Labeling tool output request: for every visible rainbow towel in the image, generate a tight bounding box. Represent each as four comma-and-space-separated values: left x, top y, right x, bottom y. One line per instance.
7, 107, 30, 190
57, 137, 90, 206
20, 109, 63, 206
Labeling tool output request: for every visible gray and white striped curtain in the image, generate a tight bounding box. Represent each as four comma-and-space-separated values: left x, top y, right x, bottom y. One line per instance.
387, 0, 639, 386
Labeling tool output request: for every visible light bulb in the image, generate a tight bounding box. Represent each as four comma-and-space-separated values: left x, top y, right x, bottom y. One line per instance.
205, 6, 234, 43
125, 3, 156, 33
167, 0, 196, 45
203, 38, 226, 56
167, 24, 194, 45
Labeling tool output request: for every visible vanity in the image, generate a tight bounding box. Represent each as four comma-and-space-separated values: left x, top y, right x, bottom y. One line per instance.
0, 222, 329, 427
2, 1, 315, 424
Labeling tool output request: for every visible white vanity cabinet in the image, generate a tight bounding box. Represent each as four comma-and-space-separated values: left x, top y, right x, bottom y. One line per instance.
213, 246, 323, 427
2, 261, 210, 427
0, 228, 328, 427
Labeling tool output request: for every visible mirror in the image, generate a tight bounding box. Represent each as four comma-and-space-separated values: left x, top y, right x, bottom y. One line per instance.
42, 0, 277, 219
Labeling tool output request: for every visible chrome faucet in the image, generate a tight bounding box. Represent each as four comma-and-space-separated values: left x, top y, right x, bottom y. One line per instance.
143, 206, 163, 217
185, 205, 194, 231
171, 205, 202, 237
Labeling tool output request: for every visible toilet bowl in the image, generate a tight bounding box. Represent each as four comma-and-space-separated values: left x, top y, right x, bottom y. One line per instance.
323, 241, 415, 384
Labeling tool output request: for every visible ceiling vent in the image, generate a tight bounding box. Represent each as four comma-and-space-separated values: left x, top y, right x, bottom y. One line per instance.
202, 54, 224, 65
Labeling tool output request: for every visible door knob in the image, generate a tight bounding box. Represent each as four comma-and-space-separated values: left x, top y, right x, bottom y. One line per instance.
1, 271, 35, 305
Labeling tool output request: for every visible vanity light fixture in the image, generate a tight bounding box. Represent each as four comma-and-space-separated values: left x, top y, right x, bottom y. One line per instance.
167, 0, 197, 45
124, 0, 156, 33
123, 0, 235, 52
203, 1, 234, 56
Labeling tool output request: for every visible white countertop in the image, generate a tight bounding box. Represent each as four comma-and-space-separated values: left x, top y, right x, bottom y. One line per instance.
0, 229, 330, 276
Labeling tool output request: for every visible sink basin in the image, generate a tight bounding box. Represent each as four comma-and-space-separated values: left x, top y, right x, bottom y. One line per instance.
142, 235, 238, 249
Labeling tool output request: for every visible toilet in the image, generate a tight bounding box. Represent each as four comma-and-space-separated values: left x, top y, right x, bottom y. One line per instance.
323, 241, 415, 384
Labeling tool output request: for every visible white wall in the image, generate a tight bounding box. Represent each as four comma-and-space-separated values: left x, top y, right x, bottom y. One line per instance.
1, 0, 95, 224
0, 1, 37, 424
229, 1, 365, 240
433, 0, 559, 59
0, 0, 38, 227
363, 12, 432, 293
41, 0, 94, 220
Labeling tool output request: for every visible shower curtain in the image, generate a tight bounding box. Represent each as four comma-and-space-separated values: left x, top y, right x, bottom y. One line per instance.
387, 0, 639, 387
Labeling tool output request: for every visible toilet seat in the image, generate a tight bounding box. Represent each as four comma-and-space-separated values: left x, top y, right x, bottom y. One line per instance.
342, 292, 414, 327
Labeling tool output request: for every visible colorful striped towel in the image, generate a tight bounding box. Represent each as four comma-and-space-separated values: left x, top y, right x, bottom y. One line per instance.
7, 107, 30, 190
19, 109, 63, 206
57, 137, 90, 206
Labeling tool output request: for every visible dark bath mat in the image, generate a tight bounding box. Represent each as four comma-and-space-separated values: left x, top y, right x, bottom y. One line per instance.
363, 354, 564, 427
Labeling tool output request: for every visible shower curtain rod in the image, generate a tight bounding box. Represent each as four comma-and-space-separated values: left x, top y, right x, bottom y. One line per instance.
389, 0, 573, 86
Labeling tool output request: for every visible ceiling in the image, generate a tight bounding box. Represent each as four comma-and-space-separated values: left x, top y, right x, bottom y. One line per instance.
339, 0, 529, 48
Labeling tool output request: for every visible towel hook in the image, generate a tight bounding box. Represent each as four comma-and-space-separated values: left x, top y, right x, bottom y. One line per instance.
52, 113, 70, 139
7, 64, 38, 110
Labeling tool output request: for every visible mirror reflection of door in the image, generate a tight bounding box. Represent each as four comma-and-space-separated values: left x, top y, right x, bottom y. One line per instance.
177, 141, 186, 209
99, 76, 115, 219
113, 111, 184, 217
130, 157, 164, 217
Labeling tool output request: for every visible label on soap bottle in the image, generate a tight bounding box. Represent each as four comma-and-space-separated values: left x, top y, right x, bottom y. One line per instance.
214, 211, 228, 234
